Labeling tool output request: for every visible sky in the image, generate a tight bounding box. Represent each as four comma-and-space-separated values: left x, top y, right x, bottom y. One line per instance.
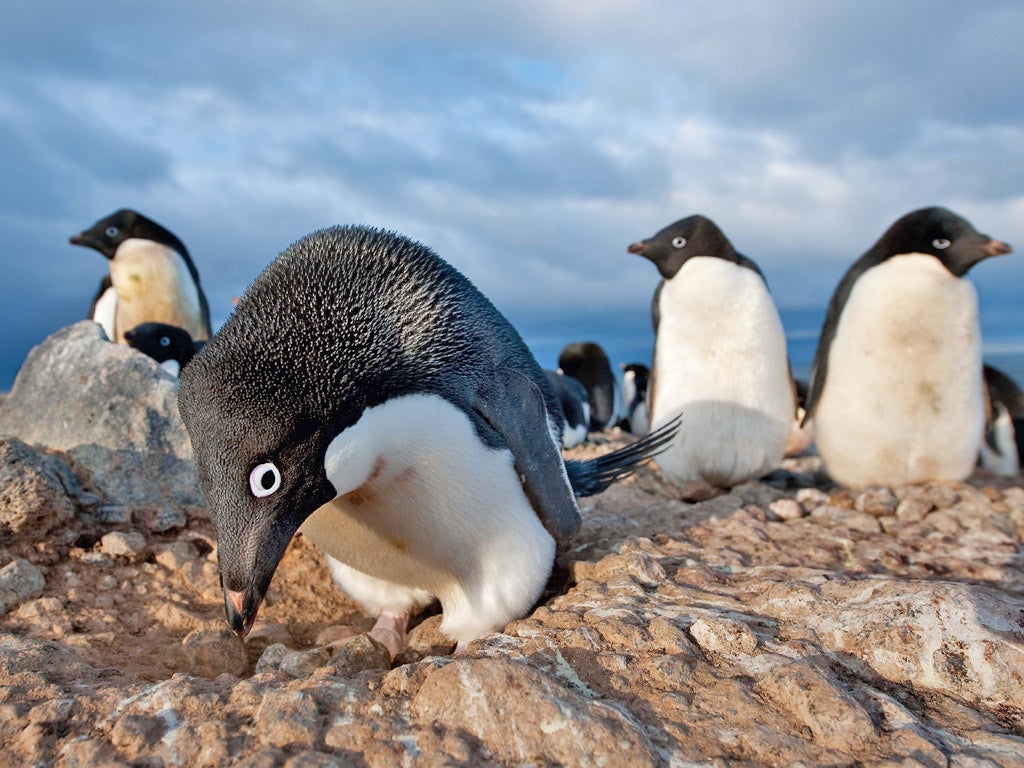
2, 1, 1023, 390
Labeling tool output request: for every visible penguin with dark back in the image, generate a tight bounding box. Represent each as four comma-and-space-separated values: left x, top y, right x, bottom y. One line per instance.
178, 225, 678, 655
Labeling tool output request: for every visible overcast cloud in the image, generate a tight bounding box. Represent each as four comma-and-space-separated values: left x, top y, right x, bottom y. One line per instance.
1, 1, 1022, 389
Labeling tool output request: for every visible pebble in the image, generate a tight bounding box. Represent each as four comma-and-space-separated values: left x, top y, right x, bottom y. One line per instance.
100, 531, 147, 558
0, 558, 45, 612
855, 487, 899, 517
182, 627, 249, 678
326, 633, 392, 676
769, 498, 804, 521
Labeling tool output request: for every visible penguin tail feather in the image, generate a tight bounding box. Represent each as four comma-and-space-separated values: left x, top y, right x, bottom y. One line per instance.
566, 415, 680, 497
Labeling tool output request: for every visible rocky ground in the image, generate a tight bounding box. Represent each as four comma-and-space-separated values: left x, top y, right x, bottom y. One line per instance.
0, 322, 1022, 767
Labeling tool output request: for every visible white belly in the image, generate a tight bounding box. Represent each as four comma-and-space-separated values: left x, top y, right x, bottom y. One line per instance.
110, 238, 207, 343
298, 393, 556, 645
813, 254, 984, 487
650, 257, 794, 486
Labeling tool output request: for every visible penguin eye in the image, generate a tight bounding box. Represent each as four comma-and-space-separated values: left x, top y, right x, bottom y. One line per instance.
249, 462, 282, 498
671, 236, 687, 249
105, 226, 120, 238
932, 238, 951, 250
159, 336, 171, 347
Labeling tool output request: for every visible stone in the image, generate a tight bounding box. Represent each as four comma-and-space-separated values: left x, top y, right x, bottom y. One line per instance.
100, 531, 147, 558
325, 633, 392, 676
689, 615, 759, 656
856, 486, 899, 517
0, 321, 201, 509
182, 627, 249, 678
769, 498, 804, 520
0, 437, 76, 536
255, 689, 320, 750
279, 647, 331, 678
0, 559, 45, 613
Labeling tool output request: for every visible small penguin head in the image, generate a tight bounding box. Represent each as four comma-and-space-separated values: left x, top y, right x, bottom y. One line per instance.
627, 214, 735, 279
70, 208, 187, 260
877, 207, 1012, 277
124, 321, 196, 366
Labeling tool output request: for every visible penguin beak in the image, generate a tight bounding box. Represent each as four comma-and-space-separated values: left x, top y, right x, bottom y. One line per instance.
223, 582, 261, 637
69, 231, 109, 256
627, 241, 649, 256
984, 239, 1012, 258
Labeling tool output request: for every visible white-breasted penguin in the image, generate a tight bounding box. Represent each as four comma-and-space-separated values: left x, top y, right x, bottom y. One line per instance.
124, 321, 205, 378
978, 364, 1024, 476
544, 370, 591, 448
178, 225, 678, 655
804, 207, 1012, 487
557, 342, 623, 432
628, 214, 795, 487
619, 363, 650, 435
70, 209, 212, 345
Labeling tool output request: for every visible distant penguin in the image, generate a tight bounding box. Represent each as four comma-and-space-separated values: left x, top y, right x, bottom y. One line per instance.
178, 225, 678, 655
628, 214, 796, 487
124, 322, 205, 377
619, 363, 650, 435
544, 370, 590, 448
979, 364, 1024, 475
784, 377, 815, 457
70, 209, 212, 345
804, 207, 1012, 487
557, 342, 623, 432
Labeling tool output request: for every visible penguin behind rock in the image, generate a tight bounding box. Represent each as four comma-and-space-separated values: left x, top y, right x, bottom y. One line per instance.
979, 364, 1024, 475
628, 214, 795, 487
178, 225, 678, 655
804, 207, 1012, 487
70, 209, 212, 345
544, 370, 590, 448
124, 322, 205, 378
619, 363, 650, 435
557, 342, 623, 432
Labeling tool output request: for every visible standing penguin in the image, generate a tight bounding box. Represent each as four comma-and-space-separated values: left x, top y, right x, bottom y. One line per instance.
557, 342, 623, 432
628, 214, 795, 487
178, 225, 677, 655
70, 209, 212, 344
619, 363, 650, 435
544, 370, 591, 448
804, 207, 1012, 487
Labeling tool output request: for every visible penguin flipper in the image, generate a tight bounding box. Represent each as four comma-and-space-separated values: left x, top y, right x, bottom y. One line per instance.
474, 368, 582, 540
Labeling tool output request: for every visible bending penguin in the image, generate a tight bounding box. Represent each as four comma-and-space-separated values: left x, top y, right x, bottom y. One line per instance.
70, 209, 212, 345
178, 225, 678, 656
124, 321, 205, 378
544, 370, 591, 448
803, 207, 1012, 487
628, 214, 795, 487
557, 341, 623, 432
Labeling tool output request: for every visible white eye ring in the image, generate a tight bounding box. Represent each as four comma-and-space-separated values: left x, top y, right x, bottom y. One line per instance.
159, 336, 171, 347
249, 462, 281, 497
105, 226, 120, 238
932, 238, 951, 250
671, 236, 686, 249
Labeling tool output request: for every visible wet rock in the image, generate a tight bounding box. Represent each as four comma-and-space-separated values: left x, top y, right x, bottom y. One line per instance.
0, 559, 45, 613
0, 437, 76, 536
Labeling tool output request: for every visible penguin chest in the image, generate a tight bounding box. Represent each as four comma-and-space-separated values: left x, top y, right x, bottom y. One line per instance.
299, 393, 556, 643
109, 239, 205, 342
651, 258, 794, 485
815, 254, 984, 486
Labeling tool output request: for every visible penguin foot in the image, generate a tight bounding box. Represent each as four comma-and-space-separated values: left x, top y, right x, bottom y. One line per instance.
369, 611, 409, 659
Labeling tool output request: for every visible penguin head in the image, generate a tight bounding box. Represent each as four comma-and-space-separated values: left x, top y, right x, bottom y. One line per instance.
627, 214, 736, 280
124, 322, 197, 366
70, 208, 187, 260
876, 207, 1012, 277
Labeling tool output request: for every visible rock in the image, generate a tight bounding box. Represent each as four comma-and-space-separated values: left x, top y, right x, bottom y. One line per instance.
0, 559, 45, 613
690, 615, 759, 656
856, 486, 899, 517
255, 642, 290, 674
769, 497, 804, 520
182, 628, 249, 678
255, 689, 320, 750
279, 647, 331, 678
100, 532, 147, 558
0, 437, 76, 536
0, 321, 201, 509
325, 633, 391, 676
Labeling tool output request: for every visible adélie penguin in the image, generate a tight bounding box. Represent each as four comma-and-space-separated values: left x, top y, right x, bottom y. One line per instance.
124, 321, 205, 378
628, 215, 796, 487
803, 207, 1012, 487
619, 363, 650, 435
544, 370, 591, 448
70, 209, 212, 345
178, 225, 678, 655
557, 341, 623, 432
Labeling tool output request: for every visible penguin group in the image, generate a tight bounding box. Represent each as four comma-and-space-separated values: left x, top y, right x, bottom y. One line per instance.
61, 202, 1015, 656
